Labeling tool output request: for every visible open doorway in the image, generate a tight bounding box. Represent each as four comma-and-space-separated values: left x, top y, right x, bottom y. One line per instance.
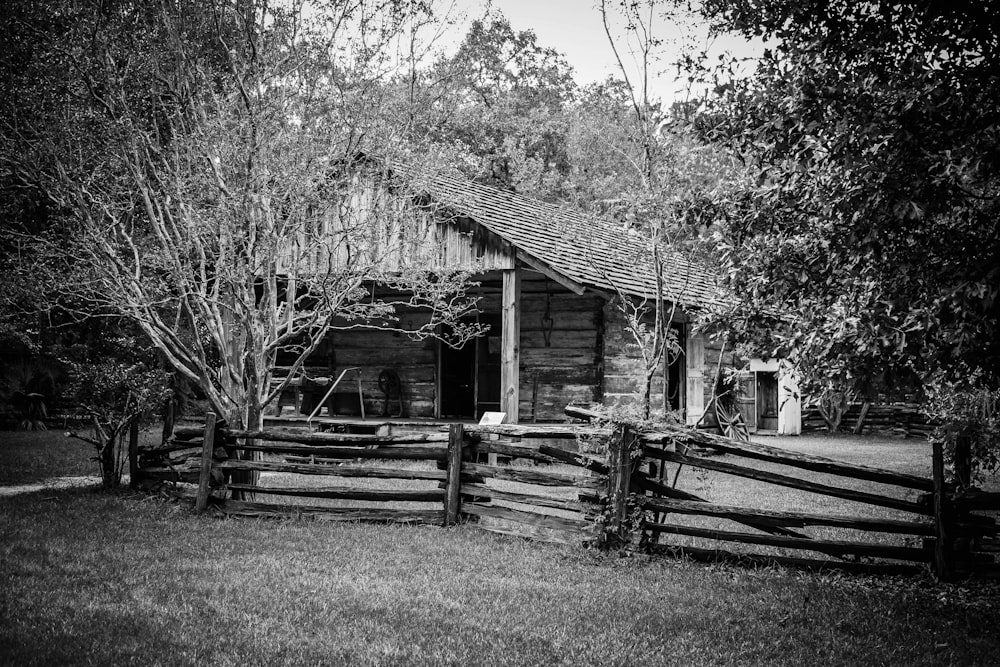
756, 371, 779, 431
438, 314, 501, 420
665, 322, 686, 411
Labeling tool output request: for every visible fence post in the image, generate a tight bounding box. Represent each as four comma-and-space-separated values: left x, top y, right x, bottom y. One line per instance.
195, 412, 217, 513
444, 423, 464, 526
932, 437, 953, 581
128, 419, 140, 489
607, 424, 636, 541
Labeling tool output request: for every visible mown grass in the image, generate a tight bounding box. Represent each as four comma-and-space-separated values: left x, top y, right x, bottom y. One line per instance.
0, 430, 96, 485
4, 428, 1000, 665
3, 485, 1000, 667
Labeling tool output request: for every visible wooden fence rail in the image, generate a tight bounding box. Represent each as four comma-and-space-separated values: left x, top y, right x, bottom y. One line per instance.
132, 408, 997, 580
137, 413, 605, 542
564, 405, 997, 580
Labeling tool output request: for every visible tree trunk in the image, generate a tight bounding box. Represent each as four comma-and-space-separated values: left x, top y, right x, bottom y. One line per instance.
99, 429, 125, 488
641, 371, 653, 421
818, 389, 849, 433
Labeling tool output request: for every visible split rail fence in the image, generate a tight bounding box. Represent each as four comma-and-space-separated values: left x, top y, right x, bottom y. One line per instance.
136, 413, 608, 544
134, 409, 999, 580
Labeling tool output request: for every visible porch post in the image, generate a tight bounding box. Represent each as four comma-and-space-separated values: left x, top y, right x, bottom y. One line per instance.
685, 331, 705, 426
501, 269, 521, 424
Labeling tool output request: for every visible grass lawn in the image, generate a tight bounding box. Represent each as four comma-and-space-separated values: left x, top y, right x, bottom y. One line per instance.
2, 428, 1000, 666
0, 430, 97, 485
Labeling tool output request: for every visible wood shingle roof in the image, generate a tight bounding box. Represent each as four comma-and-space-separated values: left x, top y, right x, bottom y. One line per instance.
390, 161, 722, 309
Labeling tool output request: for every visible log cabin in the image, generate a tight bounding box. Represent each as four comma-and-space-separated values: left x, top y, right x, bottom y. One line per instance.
275, 158, 730, 426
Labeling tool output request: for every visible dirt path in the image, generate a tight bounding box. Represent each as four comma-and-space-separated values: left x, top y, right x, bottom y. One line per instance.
0, 475, 103, 497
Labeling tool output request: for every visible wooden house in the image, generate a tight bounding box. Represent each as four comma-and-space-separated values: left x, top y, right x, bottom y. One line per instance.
279, 159, 729, 426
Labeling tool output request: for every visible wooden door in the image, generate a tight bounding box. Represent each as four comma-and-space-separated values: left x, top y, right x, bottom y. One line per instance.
737, 373, 757, 430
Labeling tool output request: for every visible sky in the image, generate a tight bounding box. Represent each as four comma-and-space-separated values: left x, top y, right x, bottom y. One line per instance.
455, 0, 766, 104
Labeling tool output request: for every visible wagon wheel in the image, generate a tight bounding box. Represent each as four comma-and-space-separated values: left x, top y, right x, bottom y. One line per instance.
715, 401, 750, 442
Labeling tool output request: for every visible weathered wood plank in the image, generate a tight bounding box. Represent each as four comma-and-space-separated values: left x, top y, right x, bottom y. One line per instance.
223, 441, 448, 461
218, 500, 444, 524
932, 438, 952, 580
955, 490, 1000, 511
632, 473, 811, 540
462, 463, 604, 489
645, 521, 931, 562
536, 445, 609, 473
638, 497, 935, 536
445, 423, 464, 526
640, 431, 931, 492
501, 269, 521, 423
459, 483, 592, 512
224, 483, 444, 502
174, 425, 449, 444
466, 441, 561, 463
217, 460, 447, 480
227, 429, 450, 445
465, 424, 610, 439
566, 404, 932, 492
136, 468, 200, 483
195, 412, 217, 512
653, 449, 930, 516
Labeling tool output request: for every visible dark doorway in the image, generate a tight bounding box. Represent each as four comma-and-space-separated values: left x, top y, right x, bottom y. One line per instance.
438, 314, 501, 419
665, 323, 686, 411
756, 372, 779, 431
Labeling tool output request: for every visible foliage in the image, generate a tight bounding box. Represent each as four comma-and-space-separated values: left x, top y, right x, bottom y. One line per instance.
696, 1, 1000, 404
1, 0, 482, 437
926, 371, 1000, 485
0, 356, 63, 430
59, 322, 170, 487
415, 14, 577, 196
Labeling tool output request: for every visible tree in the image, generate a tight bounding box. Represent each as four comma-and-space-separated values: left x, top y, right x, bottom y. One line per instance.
62, 321, 170, 487
418, 14, 578, 197
1, 0, 481, 444
585, 0, 736, 420
696, 2, 1000, 451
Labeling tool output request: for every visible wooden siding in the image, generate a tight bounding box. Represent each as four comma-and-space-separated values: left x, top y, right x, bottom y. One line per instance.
518, 276, 604, 421
470, 274, 604, 422
602, 301, 687, 417
277, 174, 515, 276
290, 272, 722, 423
323, 310, 439, 418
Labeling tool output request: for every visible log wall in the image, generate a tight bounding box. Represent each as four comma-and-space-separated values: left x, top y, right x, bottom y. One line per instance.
283, 272, 726, 424
322, 310, 439, 418
294, 272, 606, 422
517, 276, 604, 422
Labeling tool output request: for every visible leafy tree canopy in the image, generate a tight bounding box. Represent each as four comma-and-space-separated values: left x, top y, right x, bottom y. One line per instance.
697, 0, 1000, 396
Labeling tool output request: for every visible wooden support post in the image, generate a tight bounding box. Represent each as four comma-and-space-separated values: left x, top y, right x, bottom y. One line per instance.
685, 333, 705, 426
607, 424, 636, 542
953, 432, 974, 574
444, 423, 464, 526
501, 269, 521, 425
853, 401, 871, 435
128, 419, 140, 489
932, 437, 953, 581
195, 412, 217, 513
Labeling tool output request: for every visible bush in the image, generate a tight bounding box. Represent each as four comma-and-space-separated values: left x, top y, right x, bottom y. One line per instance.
925, 372, 1000, 486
